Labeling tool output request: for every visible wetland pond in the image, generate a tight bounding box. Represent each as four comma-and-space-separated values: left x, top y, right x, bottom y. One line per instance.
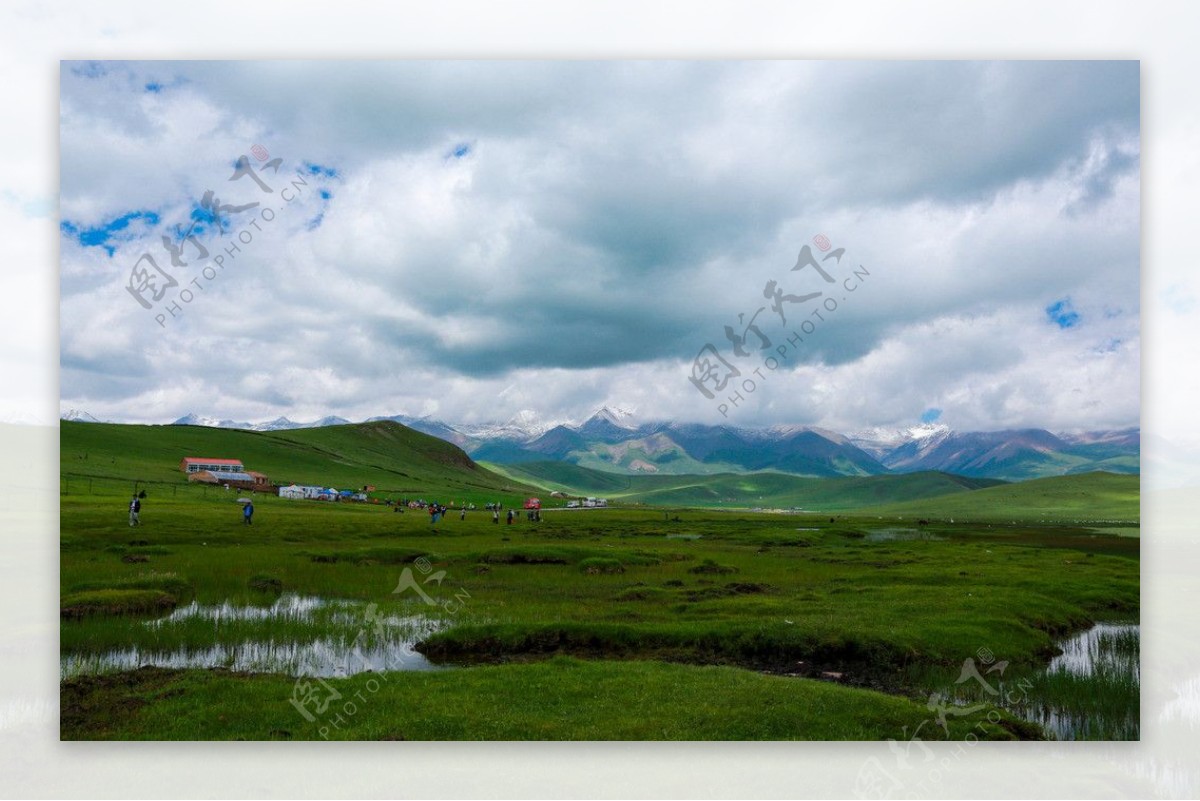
60, 593, 445, 680
1027, 621, 1140, 740
61, 597, 1140, 740
934, 621, 1140, 740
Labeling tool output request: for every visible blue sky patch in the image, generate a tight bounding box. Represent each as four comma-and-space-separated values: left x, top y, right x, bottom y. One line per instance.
1045, 298, 1081, 329
449, 142, 472, 159
303, 162, 338, 178
60, 210, 160, 256
920, 408, 942, 424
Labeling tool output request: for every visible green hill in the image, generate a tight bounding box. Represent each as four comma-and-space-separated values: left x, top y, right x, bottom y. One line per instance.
61, 420, 535, 500
485, 461, 1003, 511
854, 471, 1139, 523
482, 460, 636, 495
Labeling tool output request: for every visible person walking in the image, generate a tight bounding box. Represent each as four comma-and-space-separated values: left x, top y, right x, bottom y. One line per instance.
492, 509, 499, 524
506, 509, 514, 525
243, 499, 254, 525
128, 494, 141, 527
460, 506, 466, 521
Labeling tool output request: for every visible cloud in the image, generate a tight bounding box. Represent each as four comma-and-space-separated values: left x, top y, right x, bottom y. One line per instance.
58, 60, 1140, 432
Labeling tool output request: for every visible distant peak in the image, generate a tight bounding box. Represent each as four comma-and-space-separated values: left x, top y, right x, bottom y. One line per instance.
310, 415, 350, 426
585, 405, 636, 428
61, 409, 103, 423
172, 412, 216, 426
507, 409, 541, 426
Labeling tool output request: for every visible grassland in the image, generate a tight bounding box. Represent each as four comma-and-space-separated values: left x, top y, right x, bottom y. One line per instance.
59, 421, 1140, 740
60, 659, 1037, 740
484, 460, 1007, 510
61, 419, 536, 503
855, 472, 1140, 524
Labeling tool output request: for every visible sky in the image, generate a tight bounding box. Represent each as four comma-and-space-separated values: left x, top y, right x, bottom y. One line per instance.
58, 60, 1141, 433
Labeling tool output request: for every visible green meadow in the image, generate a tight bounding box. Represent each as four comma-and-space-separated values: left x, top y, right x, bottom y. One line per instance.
59, 421, 1140, 740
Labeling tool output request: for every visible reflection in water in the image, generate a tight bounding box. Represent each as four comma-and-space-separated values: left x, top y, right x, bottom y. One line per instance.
150, 593, 332, 625
61, 593, 445, 680
60, 637, 441, 680
1023, 622, 1140, 741
1048, 622, 1140, 679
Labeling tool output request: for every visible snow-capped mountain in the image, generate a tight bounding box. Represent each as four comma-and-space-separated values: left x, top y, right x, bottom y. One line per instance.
453, 409, 563, 441
60, 409, 104, 423
576, 406, 639, 443
849, 423, 952, 460
306, 416, 351, 428
172, 412, 253, 429
879, 428, 1080, 480
254, 416, 301, 431
171, 412, 348, 431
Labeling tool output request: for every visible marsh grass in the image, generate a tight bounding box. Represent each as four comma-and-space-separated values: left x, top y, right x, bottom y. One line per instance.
60, 657, 1036, 741
60, 589, 179, 619
900, 622, 1140, 740
303, 546, 436, 565
61, 486, 1139, 739
579, 557, 625, 574
248, 573, 283, 593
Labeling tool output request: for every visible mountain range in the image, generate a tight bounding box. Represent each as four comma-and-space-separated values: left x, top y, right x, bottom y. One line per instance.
61, 406, 1140, 482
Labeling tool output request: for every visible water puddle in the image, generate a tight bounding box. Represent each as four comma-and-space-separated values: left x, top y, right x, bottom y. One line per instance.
1047, 622, 1140, 680
863, 527, 944, 542
61, 593, 446, 680
61, 637, 441, 680
932, 621, 1139, 740
1015, 622, 1140, 740
665, 534, 702, 540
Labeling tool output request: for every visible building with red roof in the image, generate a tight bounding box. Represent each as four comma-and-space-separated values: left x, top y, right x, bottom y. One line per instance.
180, 457, 245, 474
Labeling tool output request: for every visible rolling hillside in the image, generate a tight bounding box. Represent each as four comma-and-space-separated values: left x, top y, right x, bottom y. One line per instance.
485, 460, 1004, 511
854, 471, 1140, 523
60, 420, 535, 498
